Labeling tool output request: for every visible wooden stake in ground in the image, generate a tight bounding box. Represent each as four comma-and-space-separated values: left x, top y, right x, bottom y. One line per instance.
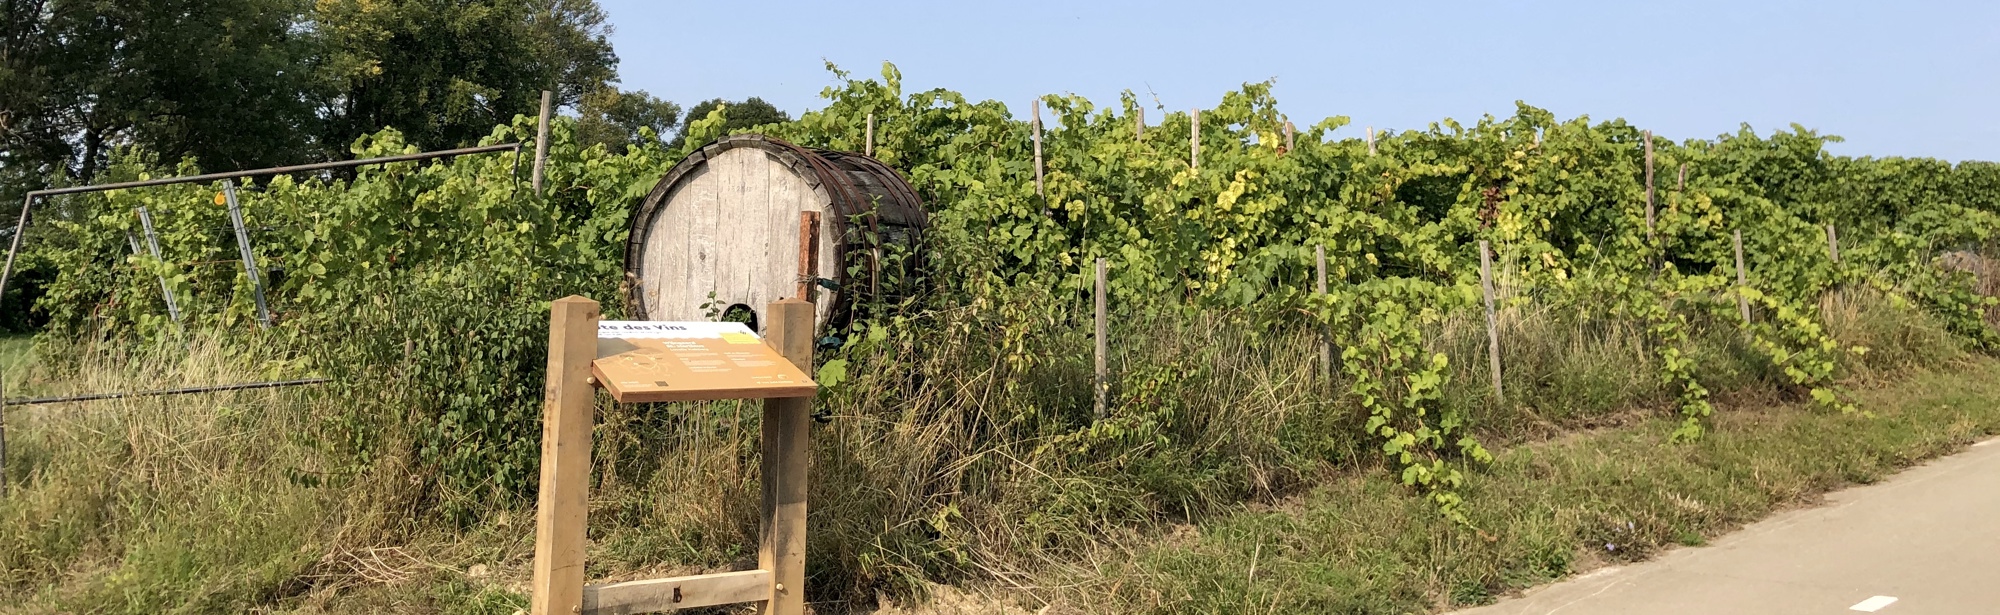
1734, 229, 1752, 322
795, 212, 821, 300
760, 298, 814, 615
1826, 223, 1840, 262
530, 295, 601, 615
1283, 120, 1296, 153
1032, 100, 1044, 198
1135, 106, 1145, 140
1367, 126, 1377, 156
864, 113, 874, 157
1316, 244, 1331, 378
1678, 162, 1687, 191
1, 376, 8, 498
532, 90, 553, 195
1191, 108, 1201, 169
1094, 258, 1109, 420
757, 210, 822, 615
1644, 130, 1656, 243
1479, 240, 1504, 402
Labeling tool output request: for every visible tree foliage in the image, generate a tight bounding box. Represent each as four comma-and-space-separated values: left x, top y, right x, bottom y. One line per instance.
668, 96, 790, 150
574, 87, 679, 153
0, 0, 622, 195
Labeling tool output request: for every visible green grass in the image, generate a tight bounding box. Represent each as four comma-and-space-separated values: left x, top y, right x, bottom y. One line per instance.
0, 334, 29, 380
0, 289, 1989, 614
1060, 358, 2000, 614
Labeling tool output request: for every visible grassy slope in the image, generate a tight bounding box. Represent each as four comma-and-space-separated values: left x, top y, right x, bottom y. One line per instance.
1065, 359, 2000, 614
0, 334, 28, 379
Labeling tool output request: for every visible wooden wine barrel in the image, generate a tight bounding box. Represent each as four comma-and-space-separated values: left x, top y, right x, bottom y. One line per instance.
624, 134, 928, 330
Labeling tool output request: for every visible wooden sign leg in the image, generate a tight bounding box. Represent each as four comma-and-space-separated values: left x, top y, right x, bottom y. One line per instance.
532, 296, 600, 615
759, 299, 814, 615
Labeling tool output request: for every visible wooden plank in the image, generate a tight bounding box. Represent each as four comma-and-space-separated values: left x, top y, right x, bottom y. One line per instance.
1734, 229, 1751, 322
1094, 258, 1108, 420
533, 90, 552, 193
582, 570, 772, 614
531, 296, 602, 615
797, 212, 820, 301
1190, 108, 1200, 169
759, 299, 815, 615
1, 375, 8, 497
591, 322, 818, 404
1032, 100, 1044, 198
1316, 244, 1330, 379
1479, 241, 1503, 402
1643, 130, 1656, 242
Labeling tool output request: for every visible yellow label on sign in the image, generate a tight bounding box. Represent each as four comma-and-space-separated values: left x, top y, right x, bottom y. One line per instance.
719, 332, 760, 344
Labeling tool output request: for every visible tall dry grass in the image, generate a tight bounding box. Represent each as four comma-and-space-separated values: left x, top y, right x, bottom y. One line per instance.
0, 275, 1976, 614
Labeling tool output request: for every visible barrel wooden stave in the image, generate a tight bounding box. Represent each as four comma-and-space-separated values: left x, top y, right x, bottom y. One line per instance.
624, 134, 925, 331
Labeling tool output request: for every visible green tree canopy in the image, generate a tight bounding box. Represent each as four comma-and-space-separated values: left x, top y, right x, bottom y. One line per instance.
575, 88, 679, 153
0, 0, 626, 194
670, 97, 791, 150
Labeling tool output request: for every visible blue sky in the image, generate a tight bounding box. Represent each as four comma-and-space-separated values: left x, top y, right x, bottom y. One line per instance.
597, 1, 2000, 161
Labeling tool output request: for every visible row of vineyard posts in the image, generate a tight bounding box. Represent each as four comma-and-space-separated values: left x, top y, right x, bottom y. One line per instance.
1034, 116, 1855, 402
981, 100, 1903, 521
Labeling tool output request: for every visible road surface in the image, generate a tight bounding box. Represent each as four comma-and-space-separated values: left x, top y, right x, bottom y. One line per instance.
1453, 437, 2000, 615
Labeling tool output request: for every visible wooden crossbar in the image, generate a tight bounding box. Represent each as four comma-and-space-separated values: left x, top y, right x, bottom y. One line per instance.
582, 570, 772, 614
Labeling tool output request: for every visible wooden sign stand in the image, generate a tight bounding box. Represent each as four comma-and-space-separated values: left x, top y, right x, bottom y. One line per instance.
531, 214, 822, 615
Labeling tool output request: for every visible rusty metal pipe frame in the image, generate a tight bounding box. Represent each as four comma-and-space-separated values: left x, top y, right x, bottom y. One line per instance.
0, 142, 522, 304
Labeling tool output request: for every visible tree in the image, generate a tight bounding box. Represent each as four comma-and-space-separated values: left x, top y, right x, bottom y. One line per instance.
314, 0, 620, 151
1, 0, 327, 187
574, 88, 679, 153
669, 97, 790, 150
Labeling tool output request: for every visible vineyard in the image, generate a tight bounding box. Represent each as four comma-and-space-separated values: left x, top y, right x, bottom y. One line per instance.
6, 62, 2000, 612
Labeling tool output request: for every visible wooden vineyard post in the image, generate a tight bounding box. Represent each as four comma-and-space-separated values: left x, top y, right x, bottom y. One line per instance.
1031, 100, 1044, 198
1094, 258, 1108, 420
1678, 162, 1687, 191
1283, 120, 1296, 153
1135, 107, 1145, 140
760, 299, 814, 615
1826, 223, 1840, 262
796, 212, 821, 300
1643, 130, 1656, 244
1, 375, 8, 498
1315, 244, 1331, 379
1367, 126, 1377, 156
1479, 241, 1504, 402
532, 90, 553, 195
865, 112, 874, 157
530, 296, 601, 615
1734, 229, 1752, 322
1190, 108, 1201, 169
760, 209, 820, 615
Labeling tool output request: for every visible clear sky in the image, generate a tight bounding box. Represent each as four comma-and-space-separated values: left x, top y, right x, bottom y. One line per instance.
598, 1, 2000, 162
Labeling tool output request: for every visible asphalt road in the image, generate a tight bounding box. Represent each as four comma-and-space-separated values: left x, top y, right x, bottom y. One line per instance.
1452, 436, 2000, 615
